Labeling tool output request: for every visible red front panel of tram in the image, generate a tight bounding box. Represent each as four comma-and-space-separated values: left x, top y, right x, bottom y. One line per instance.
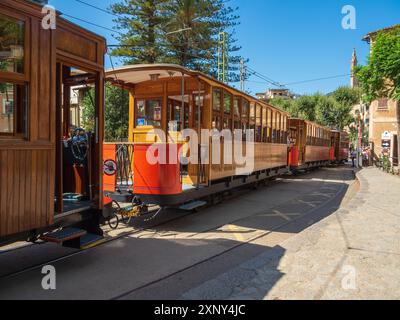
289, 147, 299, 167
133, 144, 182, 195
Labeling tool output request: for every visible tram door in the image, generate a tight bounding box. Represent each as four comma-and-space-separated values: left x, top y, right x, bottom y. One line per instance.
55, 63, 100, 215
298, 125, 305, 164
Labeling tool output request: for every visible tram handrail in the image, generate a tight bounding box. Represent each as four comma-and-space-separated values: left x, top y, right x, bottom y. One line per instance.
107, 142, 134, 189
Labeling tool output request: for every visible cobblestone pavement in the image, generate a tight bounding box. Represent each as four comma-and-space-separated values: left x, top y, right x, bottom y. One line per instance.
182, 168, 400, 300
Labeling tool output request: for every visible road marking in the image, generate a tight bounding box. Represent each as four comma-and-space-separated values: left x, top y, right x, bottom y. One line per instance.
259, 211, 301, 220
298, 199, 318, 208
310, 192, 333, 198
273, 210, 292, 221
227, 224, 246, 242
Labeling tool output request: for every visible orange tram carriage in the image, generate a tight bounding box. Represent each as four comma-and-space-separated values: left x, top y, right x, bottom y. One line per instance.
103, 65, 349, 217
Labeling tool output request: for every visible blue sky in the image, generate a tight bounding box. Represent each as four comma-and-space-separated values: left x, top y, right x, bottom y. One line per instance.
48, 0, 400, 95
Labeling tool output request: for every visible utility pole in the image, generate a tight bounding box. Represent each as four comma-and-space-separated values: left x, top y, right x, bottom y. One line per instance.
218, 32, 228, 83
240, 58, 245, 92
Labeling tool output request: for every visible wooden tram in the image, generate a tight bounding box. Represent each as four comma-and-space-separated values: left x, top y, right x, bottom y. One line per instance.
331, 130, 350, 163
105, 64, 290, 208
288, 119, 333, 170
0, 0, 107, 246
0, 2, 351, 247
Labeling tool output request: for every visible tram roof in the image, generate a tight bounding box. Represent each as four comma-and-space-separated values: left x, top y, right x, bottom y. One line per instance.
289, 118, 333, 131
105, 64, 289, 115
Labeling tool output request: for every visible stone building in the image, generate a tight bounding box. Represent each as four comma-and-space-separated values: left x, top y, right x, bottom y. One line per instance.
256, 88, 296, 102
363, 25, 399, 165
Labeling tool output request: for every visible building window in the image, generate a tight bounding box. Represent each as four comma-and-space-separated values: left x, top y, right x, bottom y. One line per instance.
0, 14, 25, 74
0, 82, 28, 136
378, 98, 388, 110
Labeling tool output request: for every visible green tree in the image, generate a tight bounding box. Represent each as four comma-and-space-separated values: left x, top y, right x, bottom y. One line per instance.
269, 87, 360, 131
82, 83, 129, 142
109, 0, 245, 82
325, 86, 361, 130
110, 0, 169, 64
356, 27, 400, 158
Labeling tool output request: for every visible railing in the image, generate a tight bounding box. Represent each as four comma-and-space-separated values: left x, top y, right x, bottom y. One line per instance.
104, 142, 134, 191
115, 143, 134, 190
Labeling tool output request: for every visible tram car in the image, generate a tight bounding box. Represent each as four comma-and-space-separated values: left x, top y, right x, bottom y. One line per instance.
331, 130, 350, 163
105, 64, 290, 209
287, 119, 333, 171
0, 0, 107, 247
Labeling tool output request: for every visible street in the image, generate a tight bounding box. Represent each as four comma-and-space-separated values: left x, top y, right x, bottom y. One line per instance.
0, 167, 355, 300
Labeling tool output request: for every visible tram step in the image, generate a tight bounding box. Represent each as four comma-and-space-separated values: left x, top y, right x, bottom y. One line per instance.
78, 234, 106, 250
62, 233, 106, 250
179, 200, 207, 211
40, 228, 87, 244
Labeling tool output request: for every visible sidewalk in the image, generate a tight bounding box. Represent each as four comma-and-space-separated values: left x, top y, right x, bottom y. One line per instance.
182, 168, 400, 300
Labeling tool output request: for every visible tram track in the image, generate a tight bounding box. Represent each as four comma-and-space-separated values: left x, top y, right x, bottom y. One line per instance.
110, 169, 354, 300
0, 168, 353, 286
0, 179, 284, 280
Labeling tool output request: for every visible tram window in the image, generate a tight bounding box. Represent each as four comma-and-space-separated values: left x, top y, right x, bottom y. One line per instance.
249, 103, 255, 135
136, 100, 146, 118
0, 82, 28, 136
262, 107, 267, 127
136, 99, 162, 127
212, 116, 222, 131
266, 108, 271, 143
0, 14, 25, 74
262, 107, 267, 143
223, 118, 232, 130
256, 105, 261, 126
193, 94, 203, 129
271, 110, 276, 143
233, 97, 240, 117
276, 113, 281, 143
213, 89, 221, 111
250, 103, 255, 121
224, 92, 232, 115
255, 104, 261, 142
242, 99, 249, 118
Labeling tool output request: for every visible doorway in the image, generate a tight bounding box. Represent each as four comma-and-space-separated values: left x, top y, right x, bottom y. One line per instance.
393, 135, 398, 166
55, 63, 100, 215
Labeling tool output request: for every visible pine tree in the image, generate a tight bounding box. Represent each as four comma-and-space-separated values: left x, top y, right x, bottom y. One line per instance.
109, 0, 169, 64
164, 0, 244, 82
109, 0, 245, 83
209, 0, 243, 83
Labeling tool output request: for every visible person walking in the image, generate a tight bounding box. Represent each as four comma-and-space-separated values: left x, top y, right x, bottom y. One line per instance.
351, 149, 357, 168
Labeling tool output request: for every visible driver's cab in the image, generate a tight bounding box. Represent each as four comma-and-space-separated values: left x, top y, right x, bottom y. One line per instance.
55, 64, 100, 216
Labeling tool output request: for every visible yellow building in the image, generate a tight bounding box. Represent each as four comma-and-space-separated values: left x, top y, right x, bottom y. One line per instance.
363, 25, 399, 165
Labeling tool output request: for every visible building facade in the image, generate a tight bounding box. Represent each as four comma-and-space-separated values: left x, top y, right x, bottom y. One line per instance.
363, 25, 399, 165
256, 88, 296, 102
